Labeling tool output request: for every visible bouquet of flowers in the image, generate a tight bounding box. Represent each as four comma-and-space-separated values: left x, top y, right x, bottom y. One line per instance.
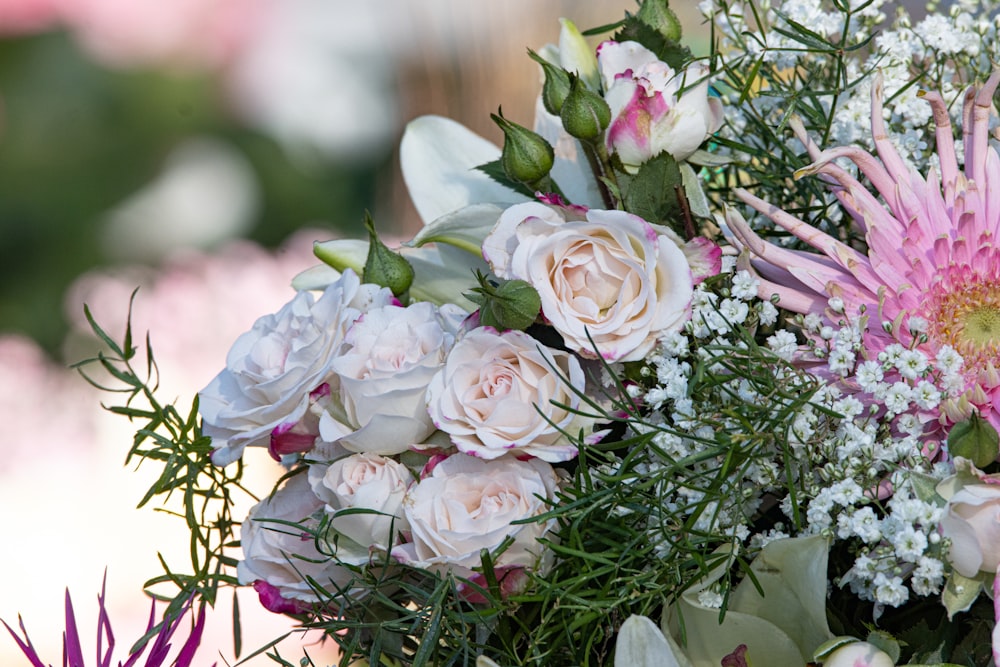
13, 0, 1000, 665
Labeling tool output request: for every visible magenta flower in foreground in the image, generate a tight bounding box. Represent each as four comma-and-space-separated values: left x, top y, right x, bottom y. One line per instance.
3, 577, 211, 667
728, 71, 1000, 429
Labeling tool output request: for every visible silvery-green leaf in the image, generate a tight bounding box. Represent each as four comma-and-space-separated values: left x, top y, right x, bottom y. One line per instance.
680, 163, 712, 220
407, 203, 505, 256
400, 115, 527, 225
942, 571, 984, 619
687, 148, 731, 167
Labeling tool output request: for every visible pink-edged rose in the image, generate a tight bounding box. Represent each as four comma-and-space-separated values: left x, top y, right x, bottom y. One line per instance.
308, 453, 414, 550
598, 40, 723, 172
939, 460, 1000, 578
392, 454, 560, 582
199, 269, 393, 466
426, 327, 589, 462
237, 473, 361, 610
483, 202, 694, 362
319, 301, 466, 455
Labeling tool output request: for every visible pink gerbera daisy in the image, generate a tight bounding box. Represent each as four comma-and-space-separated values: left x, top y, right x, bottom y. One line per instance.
727, 71, 1000, 430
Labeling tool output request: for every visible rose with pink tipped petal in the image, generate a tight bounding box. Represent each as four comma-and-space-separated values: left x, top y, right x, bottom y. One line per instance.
483, 201, 695, 362
426, 326, 589, 462
199, 269, 394, 466
308, 453, 414, 551
319, 300, 466, 455
391, 454, 560, 587
598, 40, 723, 172
237, 473, 362, 610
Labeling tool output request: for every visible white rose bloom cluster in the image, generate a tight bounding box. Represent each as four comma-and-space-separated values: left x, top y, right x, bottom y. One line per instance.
202, 250, 612, 612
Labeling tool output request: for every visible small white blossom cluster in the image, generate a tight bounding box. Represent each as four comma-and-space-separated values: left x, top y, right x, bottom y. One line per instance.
619, 271, 954, 609
703, 0, 1000, 174
836, 482, 946, 609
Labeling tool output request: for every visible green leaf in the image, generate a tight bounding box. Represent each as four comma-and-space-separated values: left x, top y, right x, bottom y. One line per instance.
942, 572, 984, 620
613, 14, 692, 70
679, 163, 712, 220
622, 152, 683, 227
947, 413, 1000, 468
475, 158, 538, 199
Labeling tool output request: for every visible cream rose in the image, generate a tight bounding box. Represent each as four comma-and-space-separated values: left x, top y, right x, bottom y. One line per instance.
426, 327, 588, 462
308, 453, 414, 550
940, 482, 1000, 577
320, 301, 466, 455
237, 473, 361, 612
392, 454, 559, 581
482, 202, 694, 362
199, 269, 394, 465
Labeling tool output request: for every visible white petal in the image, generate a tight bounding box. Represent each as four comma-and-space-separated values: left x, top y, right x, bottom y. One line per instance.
400, 115, 527, 224
615, 615, 689, 667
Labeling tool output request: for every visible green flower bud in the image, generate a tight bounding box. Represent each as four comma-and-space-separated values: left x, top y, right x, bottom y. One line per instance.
362, 212, 414, 298
491, 110, 554, 186
560, 75, 611, 141
465, 272, 541, 332
948, 412, 1000, 469
637, 0, 683, 43
528, 49, 572, 116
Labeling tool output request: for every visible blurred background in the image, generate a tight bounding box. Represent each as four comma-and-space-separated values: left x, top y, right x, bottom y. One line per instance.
0, 1, 706, 664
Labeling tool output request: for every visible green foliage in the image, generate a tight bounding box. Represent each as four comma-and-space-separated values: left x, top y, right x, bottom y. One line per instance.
947, 413, 1000, 469
72, 294, 248, 652
620, 152, 684, 231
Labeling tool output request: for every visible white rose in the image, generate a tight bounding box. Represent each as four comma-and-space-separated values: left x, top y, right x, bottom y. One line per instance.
483, 202, 693, 362
308, 453, 414, 550
940, 483, 1000, 577
426, 327, 589, 462
237, 473, 361, 612
597, 40, 723, 171
392, 455, 560, 583
199, 269, 393, 466
320, 301, 466, 455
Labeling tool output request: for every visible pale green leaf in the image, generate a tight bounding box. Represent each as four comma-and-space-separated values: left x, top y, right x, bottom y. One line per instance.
942, 571, 984, 619
407, 203, 504, 256
680, 163, 712, 220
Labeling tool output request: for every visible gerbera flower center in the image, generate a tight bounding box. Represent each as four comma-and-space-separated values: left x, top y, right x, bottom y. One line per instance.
927, 278, 1000, 367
